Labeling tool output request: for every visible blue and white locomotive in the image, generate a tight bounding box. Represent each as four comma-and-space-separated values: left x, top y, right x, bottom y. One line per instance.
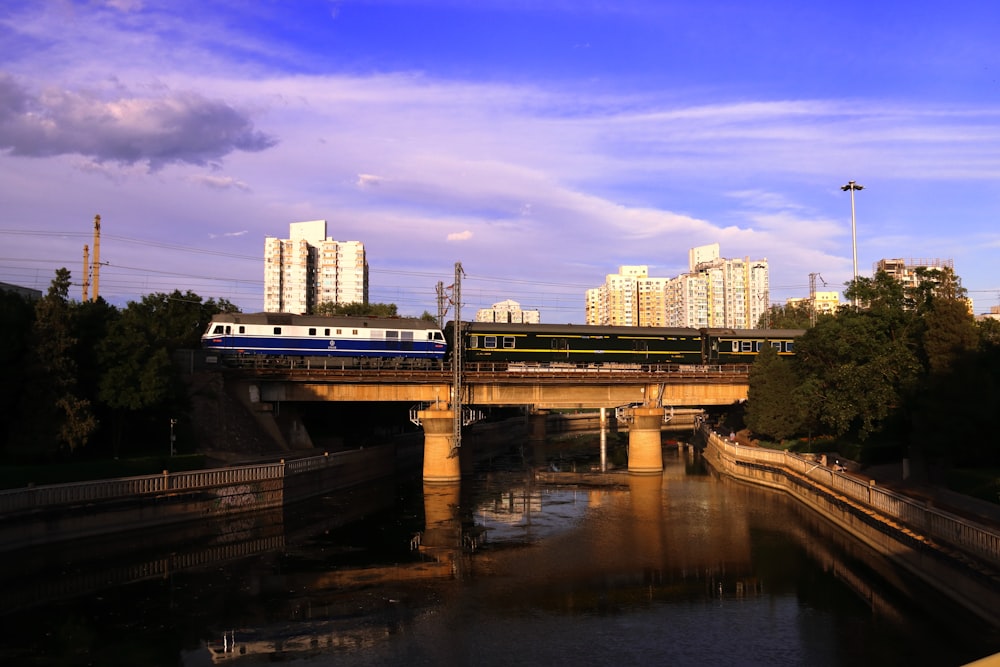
201, 312, 447, 363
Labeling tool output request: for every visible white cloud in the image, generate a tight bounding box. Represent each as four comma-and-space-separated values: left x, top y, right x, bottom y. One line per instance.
447, 230, 473, 241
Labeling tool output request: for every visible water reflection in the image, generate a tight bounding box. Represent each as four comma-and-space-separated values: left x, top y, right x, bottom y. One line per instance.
0, 446, 998, 666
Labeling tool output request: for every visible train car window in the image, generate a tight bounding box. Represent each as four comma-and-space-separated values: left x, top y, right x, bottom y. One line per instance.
484, 336, 498, 348
730, 341, 739, 352
212, 325, 224, 334
309, 328, 317, 336
352, 329, 358, 335
786, 341, 795, 352
273, 327, 282, 335
386, 330, 398, 338
771, 341, 781, 349
238, 326, 244, 334
503, 336, 515, 348
324, 328, 330, 336
741, 340, 755, 352
470, 335, 479, 348
402, 331, 414, 341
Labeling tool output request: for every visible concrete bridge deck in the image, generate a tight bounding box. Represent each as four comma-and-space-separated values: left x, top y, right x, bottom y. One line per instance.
234, 363, 752, 409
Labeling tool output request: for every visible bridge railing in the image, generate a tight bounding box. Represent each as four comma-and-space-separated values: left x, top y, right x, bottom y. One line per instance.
239, 362, 753, 382
706, 430, 1000, 567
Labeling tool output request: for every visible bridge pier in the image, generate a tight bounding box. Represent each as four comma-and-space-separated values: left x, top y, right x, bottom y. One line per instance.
628, 407, 664, 475
419, 408, 462, 483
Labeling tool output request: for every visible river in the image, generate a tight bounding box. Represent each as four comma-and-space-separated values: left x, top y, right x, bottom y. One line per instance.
1, 436, 998, 666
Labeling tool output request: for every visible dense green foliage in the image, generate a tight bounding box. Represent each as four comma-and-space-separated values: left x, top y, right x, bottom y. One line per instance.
745, 266, 1000, 470
314, 301, 399, 317
0, 275, 238, 463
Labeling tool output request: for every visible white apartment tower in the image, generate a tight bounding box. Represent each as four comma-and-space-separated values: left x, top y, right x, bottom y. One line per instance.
585, 246, 770, 328
475, 299, 541, 324
264, 220, 368, 314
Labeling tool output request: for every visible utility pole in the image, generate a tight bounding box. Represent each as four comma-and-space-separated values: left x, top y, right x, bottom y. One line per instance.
435, 280, 446, 329
451, 262, 464, 453
82, 244, 90, 301
91, 214, 102, 302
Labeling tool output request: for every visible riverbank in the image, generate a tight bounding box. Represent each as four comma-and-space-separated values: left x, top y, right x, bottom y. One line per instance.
701, 427, 1000, 628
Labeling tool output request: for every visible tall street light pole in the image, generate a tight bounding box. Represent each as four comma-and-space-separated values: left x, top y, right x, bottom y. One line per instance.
841, 181, 864, 306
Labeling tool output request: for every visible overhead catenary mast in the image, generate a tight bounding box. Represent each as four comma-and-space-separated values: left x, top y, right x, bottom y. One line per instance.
82, 244, 90, 301
451, 262, 464, 452
91, 214, 101, 302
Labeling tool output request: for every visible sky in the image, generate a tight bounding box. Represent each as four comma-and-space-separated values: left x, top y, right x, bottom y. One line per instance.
2, 0, 1000, 323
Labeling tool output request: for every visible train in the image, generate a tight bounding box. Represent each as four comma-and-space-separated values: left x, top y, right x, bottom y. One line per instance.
201, 312, 803, 368
200, 312, 448, 363
457, 321, 802, 367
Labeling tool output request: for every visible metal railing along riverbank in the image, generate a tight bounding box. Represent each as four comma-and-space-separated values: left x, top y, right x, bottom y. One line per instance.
705, 429, 1000, 567
0, 453, 351, 517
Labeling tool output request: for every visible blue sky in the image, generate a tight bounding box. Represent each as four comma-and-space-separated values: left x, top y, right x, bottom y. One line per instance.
2, 0, 1000, 322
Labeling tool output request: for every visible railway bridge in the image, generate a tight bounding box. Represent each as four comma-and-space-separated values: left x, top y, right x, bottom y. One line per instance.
225, 362, 751, 483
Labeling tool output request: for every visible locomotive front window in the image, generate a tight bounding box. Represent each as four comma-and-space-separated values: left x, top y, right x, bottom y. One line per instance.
212, 325, 224, 334
503, 337, 515, 348
273, 327, 282, 335
484, 336, 498, 348
434, 332, 444, 340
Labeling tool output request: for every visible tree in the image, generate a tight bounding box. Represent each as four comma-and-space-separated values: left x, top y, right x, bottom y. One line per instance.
758, 301, 813, 329
11, 269, 97, 458
0, 290, 37, 455
314, 301, 399, 317
98, 303, 180, 457
745, 346, 803, 441
793, 305, 921, 442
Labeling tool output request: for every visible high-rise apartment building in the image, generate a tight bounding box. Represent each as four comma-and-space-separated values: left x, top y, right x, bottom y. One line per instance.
475, 299, 541, 323
264, 220, 368, 314
585, 246, 769, 328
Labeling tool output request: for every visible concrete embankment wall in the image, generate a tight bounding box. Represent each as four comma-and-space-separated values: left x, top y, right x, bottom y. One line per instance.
701, 429, 1000, 626
0, 446, 401, 552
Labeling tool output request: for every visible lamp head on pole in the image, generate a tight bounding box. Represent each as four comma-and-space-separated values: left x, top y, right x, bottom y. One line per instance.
841, 181, 864, 192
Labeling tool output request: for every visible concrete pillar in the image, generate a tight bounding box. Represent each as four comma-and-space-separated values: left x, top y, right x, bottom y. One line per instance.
420, 408, 461, 483
628, 407, 664, 475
